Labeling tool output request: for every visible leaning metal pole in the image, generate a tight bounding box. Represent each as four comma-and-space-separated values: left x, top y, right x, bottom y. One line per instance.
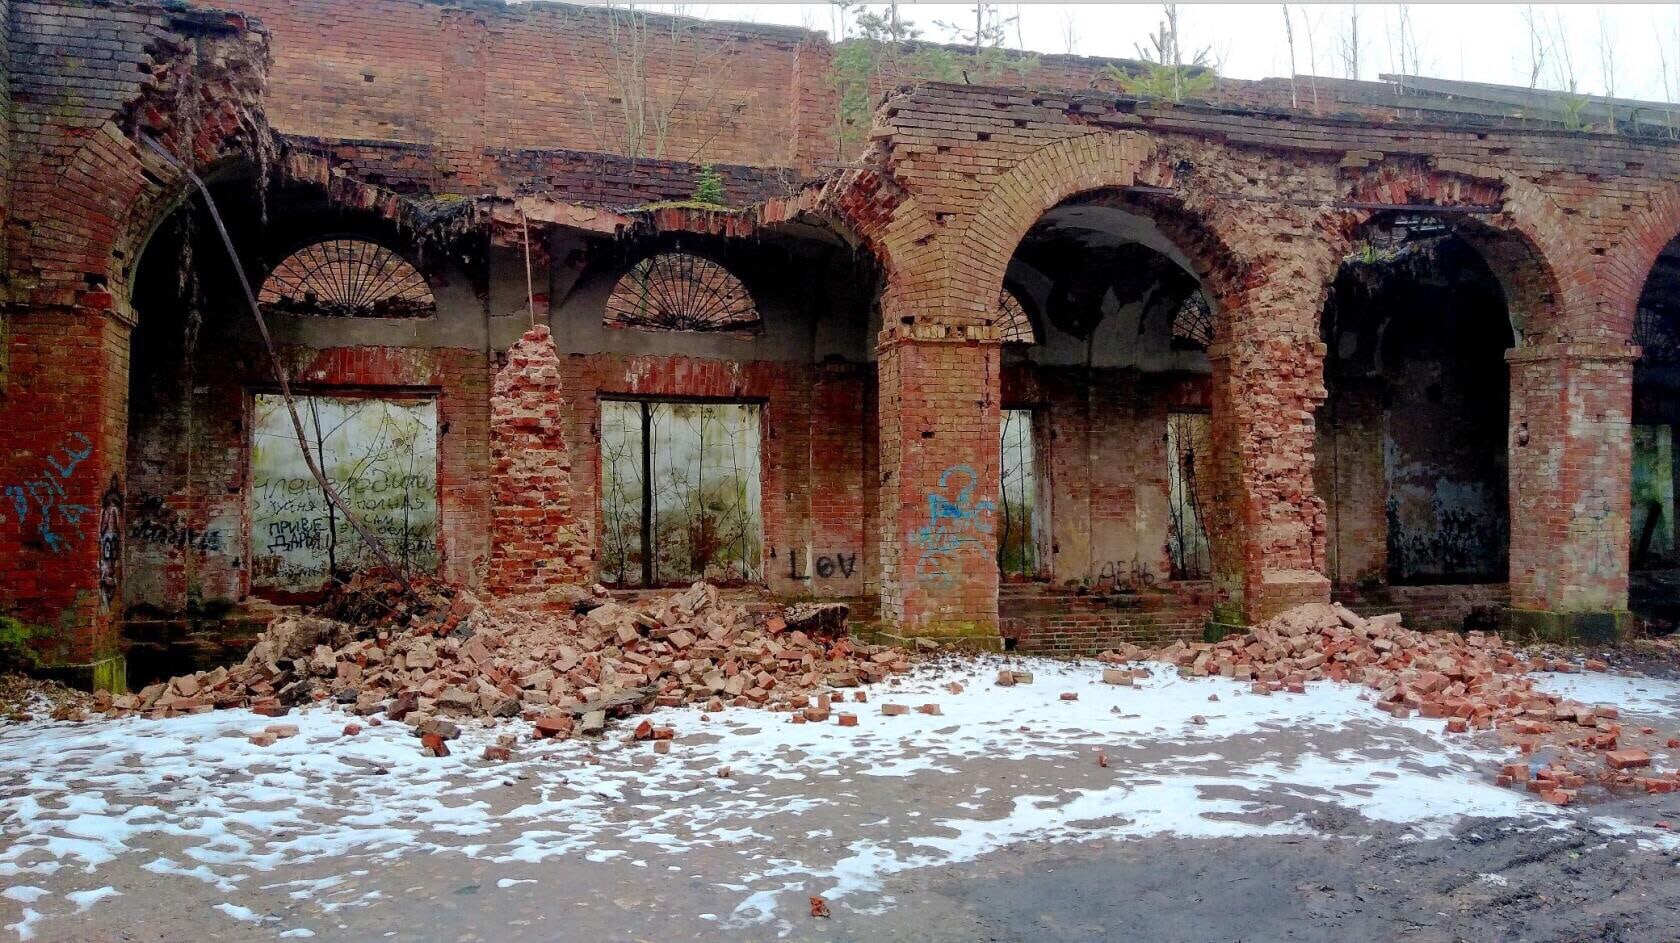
139, 135, 411, 591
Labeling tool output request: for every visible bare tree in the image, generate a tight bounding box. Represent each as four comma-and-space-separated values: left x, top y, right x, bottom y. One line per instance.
1337, 5, 1362, 80
1281, 5, 1299, 108
1384, 4, 1420, 93
1301, 5, 1322, 110
1060, 9, 1078, 55
1597, 9, 1619, 132
569, 3, 747, 165
1521, 5, 1550, 89
1547, 7, 1578, 93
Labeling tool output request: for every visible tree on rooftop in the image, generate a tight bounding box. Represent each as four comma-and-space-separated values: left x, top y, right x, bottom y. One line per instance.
1107, 3, 1216, 103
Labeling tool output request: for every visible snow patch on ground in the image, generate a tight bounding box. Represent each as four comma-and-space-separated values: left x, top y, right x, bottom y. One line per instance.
1532, 671, 1680, 717
2, 656, 1676, 935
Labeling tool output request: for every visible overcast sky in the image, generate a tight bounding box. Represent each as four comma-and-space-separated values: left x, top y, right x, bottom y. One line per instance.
620, 3, 1680, 103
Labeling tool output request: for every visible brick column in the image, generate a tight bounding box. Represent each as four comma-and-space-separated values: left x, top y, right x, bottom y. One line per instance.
0, 304, 131, 687
486, 325, 590, 594
1206, 329, 1332, 623
876, 324, 1002, 647
1506, 343, 1637, 641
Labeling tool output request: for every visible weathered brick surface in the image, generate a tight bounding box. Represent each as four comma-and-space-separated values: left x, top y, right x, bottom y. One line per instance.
486, 326, 589, 594
876, 327, 1002, 636
211, 0, 837, 178
17, 0, 1680, 661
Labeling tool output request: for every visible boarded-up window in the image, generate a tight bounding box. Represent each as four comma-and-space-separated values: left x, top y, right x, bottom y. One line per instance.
999, 408, 1046, 577
1167, 412, 1212, 579
249, 393, 439, 592
601, 401, 762, 586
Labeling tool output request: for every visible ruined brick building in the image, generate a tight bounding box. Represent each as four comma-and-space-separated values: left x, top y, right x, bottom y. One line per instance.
6, 0, 1680, 685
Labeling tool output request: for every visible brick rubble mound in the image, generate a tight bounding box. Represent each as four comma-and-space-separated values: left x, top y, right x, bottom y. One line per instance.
1098, 602, 1680, 807
101, 575, 911, 757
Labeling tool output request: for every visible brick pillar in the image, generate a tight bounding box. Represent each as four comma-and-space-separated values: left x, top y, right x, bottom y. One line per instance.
486, 325, 590, 595
0, 304, 131, 687
1506, 343, 1637, 641
1207, 328, 1332, 623
876, 324, 1002, 647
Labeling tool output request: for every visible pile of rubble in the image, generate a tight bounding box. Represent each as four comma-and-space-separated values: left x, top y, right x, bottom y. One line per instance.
0, 673, 95, 723
102, 577, 913, 754
1100, 602, 1680, 805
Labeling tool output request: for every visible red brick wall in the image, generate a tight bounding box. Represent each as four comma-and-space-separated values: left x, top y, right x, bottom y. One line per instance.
123, 340, 492, 618
552, 351, 875, 600
486, 325, 589, 594
215, 0, 838, 178
1003, 363, 1212, 586
877, 329, 1002, 636
0, 310, 130, 662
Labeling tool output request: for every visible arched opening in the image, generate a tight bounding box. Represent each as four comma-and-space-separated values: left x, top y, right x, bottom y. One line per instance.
551, 215, 882, 605
994, 191, 1219, 648
1630, 235, 1680, 628
121, 164, 480, 682
1317, 213, 1516, 629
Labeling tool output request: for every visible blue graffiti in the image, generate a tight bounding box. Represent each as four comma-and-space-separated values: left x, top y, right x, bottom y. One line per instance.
911, 464, 996, 586
5, 432, 94, 553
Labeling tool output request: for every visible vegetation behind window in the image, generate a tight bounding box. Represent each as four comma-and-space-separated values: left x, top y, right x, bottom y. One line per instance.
999, 409, 1044, 577
601, 400, 763, 586
249, 393, 439, 592
1166, 411, 1213, 579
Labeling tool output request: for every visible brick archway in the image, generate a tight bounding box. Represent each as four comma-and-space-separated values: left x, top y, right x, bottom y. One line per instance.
951, 132, 1163, 326
0, 17, 269, 673
1606, 183, 1680, 345
1336, 162, 1579, 346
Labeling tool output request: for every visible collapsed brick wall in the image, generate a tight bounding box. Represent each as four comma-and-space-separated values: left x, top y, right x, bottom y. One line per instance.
486, 325, 589, 594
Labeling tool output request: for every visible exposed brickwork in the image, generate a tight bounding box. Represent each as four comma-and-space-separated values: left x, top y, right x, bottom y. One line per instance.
1334, 583, 1512, 633
486, 326, 590, 594
124, 340, 492, 621
876, 328, 1002, 637
21, 0, 1680, 666
1507, 345, 1637, 614
1000, 584, 1213, 654
212, 0, 837, 180
551, 352, 874, 600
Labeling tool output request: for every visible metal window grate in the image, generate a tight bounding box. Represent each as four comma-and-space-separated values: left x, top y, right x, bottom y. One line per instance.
257, 239, 434, 319
997, 290, 1036, 344
604, 253, 760, 334
1171, 290, 1214, 350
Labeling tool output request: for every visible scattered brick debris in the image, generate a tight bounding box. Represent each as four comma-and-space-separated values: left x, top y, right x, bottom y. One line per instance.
103, 578, 915, 752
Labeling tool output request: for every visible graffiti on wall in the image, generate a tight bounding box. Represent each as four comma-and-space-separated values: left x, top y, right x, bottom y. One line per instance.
785, 549, 859, 580
911, 464, 995, 586
1569, 488, 1619, 578
249, 394, 439, 592
128, 494, 227, 553
98, 476, 122, 606
3, 432, 94, 553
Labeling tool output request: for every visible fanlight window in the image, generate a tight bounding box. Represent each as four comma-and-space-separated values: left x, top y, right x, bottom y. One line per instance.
1171, 290, 1214, 350
258, 239, 434, 318
604, 253, 760, 334
997, 290, 1036, 344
